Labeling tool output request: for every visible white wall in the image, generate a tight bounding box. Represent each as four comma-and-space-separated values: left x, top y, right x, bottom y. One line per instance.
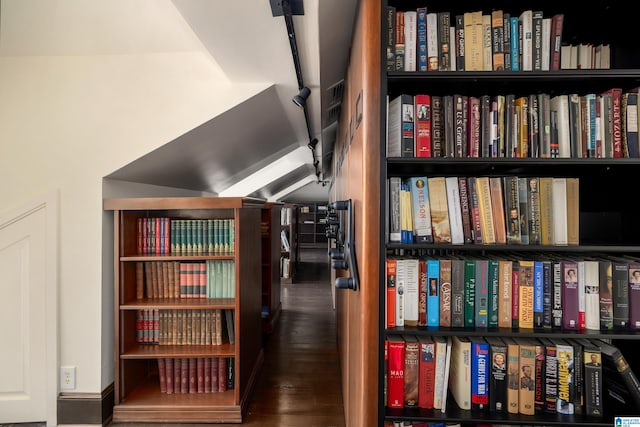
0, 1, 269, 394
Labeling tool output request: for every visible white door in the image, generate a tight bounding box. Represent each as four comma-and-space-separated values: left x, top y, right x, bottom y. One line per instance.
0, 198, 57, 425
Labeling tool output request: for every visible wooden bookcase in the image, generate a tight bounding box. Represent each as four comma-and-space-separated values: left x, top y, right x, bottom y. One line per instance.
297, 202, 328, 248
261, 202, 282, 334
104, 196, 265, 423
280, 203, 297, 283
377, 1, 640, 426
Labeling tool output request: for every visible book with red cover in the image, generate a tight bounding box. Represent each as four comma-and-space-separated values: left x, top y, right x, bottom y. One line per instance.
415, 94, 432, 157
180, 357, 189, 393
211, 357, 219, 393
218, 357, 227, 392
165, 357, 174, 394
387, 335, 406, 408
386, 258, 397, 328
158, 358, 167, 393
418, 335, 436, 409
189, 358, 197, 393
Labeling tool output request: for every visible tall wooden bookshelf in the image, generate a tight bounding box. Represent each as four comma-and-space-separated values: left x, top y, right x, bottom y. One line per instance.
261, 202, 282, 334
104, 196, 265, 423
280, 203, 297, 283
376, 1, 640, 426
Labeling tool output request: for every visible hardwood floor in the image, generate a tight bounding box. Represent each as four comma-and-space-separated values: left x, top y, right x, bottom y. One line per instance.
110, 247, 345, 427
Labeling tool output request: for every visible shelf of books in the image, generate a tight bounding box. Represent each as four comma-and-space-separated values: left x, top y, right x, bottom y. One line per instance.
379, 1, 640, 426
280, 204, 297, 283
104, 196, 265, 423
298, 203, 329, 248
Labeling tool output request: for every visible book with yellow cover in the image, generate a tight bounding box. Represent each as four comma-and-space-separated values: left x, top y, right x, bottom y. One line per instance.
427, 176, 451, 243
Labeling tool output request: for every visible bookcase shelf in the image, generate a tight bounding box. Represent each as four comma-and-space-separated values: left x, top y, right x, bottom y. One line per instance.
104, 196, 264, 423
298, 202, 329, 248
280, 203, 297, 283
377, 1, 640, 426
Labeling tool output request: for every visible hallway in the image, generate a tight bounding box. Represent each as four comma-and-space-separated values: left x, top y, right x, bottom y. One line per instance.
238, 247, 345, 426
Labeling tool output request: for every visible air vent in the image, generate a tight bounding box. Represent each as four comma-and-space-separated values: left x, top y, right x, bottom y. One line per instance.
327, 80, 344, 106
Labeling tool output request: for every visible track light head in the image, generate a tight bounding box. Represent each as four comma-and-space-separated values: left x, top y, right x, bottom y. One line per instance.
307, 138, 318, 150
293, 86, 311, 108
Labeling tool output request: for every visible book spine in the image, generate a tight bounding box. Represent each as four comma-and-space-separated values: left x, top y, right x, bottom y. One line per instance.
518, 341, 535, 415
561, 260, 580, 330
543, 340, 558, 413
498, 260, 513, 328
582, 343, 603, 416
474, 259, 489, 327
451, 259, 465, 327
416, 8, 427, 72
505, 337, 519, 414
414, 94, 432, 157
427, 259, 440, 327
386, 258, 397, 328
612, 261, 630, 328
439, 259, 452, 327
628, 261, 640, 330
533, 260, 544, 329
464, 259, 476, 327
458, 176, 474, 244
488, 338, 508, 412
518, 260, 534, 329
387, 338, 406, 409
599, 260, 614, 330
418, 338, 436, 409
404, 336, 419, 408
471, 338, 490, 411
534, 341, 546, 413
556, 342, 575, 414
418, 259, 428, 327
386, 7, 396, 71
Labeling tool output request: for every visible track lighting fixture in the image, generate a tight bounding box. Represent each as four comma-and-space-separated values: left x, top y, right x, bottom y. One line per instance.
293, 86, 311, 108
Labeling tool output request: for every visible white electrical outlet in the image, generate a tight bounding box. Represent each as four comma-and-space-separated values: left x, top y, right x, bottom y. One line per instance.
61, 366, 76, 390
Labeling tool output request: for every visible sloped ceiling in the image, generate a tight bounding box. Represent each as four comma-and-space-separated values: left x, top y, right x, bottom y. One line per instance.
0, 0, 357, 203
109, 0, 358, 203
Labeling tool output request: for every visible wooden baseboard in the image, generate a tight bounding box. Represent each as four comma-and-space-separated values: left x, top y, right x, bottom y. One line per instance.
57, 383, 113, 426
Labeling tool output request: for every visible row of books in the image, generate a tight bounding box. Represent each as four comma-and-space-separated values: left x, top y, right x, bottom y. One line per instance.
136, 217, 235, 255
156, 357, 233, 394
280, 256, 292, 279
389, 176, 579, 247
280, 206, 293, 225
135, 260, 236, 300
387, 88, 638, 159
386, 255, 640, 331
135, 309, 234, 346
386, 335, 640, 416
387, 7, 594, 73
